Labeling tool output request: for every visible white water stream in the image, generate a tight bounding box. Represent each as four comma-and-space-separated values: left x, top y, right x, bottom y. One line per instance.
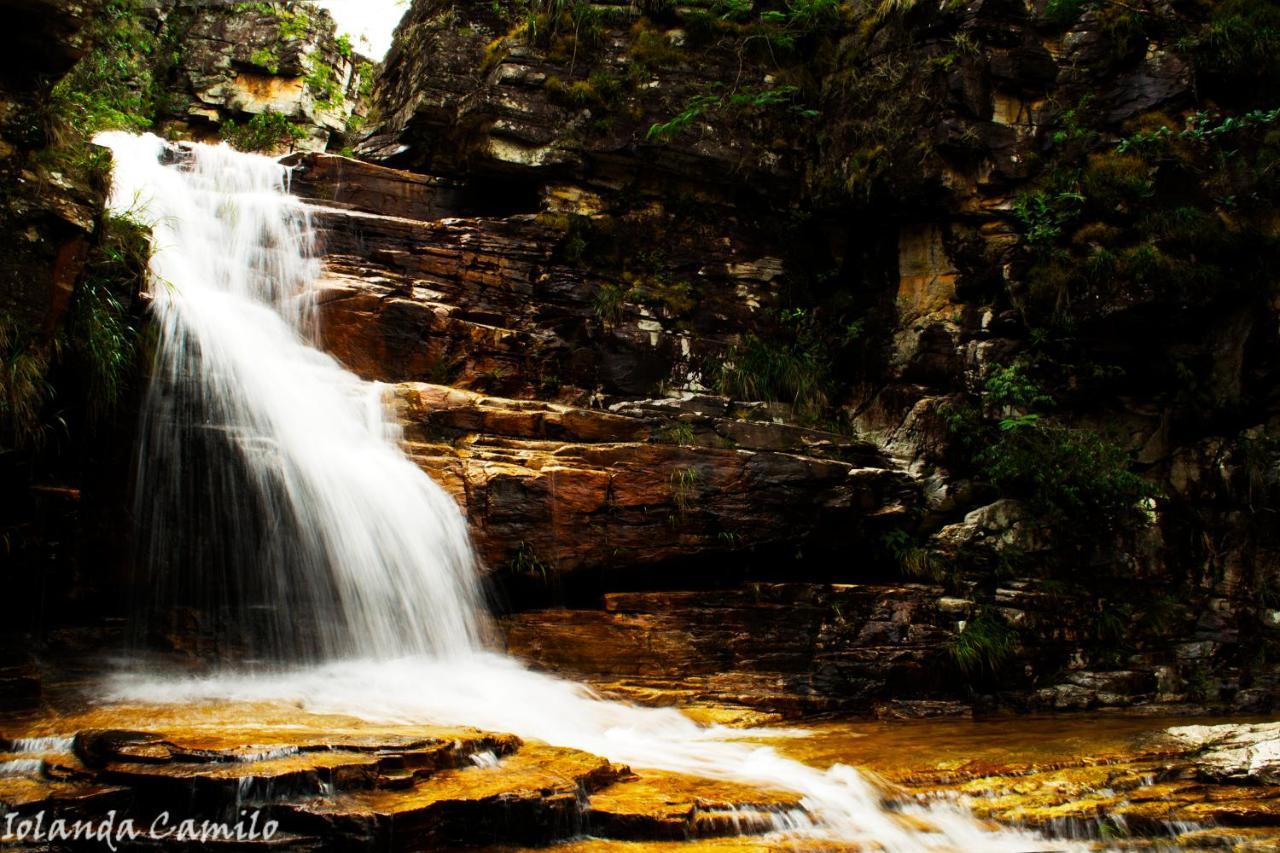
96, 132, 1052, 851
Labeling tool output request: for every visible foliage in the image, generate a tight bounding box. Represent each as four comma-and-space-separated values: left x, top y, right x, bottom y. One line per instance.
65, 215, 149, 424
2, 211, 148, 454
1012, 190, 1085, 253
647, 85, 816, 143
509, 541, 551, 580
669, 466, 701, 518
220, 110, 306, 152
306, 54, 345, 110
1117, 107, 1280, 155
883, 530, 948, 583
985, 361, 1054, 413
592, 282, 629, 326
980, 423, 1155, 533
0, 322, 52, 453
812, 52, 939, 203
1182, 0, 1280, 99
713, 310, 832, 418
237, 2, 314, 40
1017, 102, 1280, 326
659, 421, 697, 446
47, 0, 158, 139
356, 61, 377, 101
949, 610, 1017, 675
1042, 0, 1093, 28
522, 0, 607, 68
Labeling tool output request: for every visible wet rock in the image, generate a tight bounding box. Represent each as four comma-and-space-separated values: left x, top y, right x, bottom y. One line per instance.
1166, 723, 1280, 785
873, 700, 974, 720
286, 744, 628, 848
504, 585, 960, 715
586, 772, 803, 841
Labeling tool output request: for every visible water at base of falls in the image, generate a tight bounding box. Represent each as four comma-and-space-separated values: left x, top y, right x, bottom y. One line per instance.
96, 132, 1053, 851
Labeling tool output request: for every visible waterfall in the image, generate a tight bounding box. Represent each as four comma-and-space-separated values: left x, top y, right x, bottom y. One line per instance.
99, 132, 485, 661
97, 133, 1052, 851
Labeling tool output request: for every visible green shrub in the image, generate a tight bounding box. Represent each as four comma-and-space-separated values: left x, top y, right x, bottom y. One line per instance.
220, 110, 306, 152
305, 55, 344, 109
883, 530, 949, 583
647, 85, 815, 143
1013, 189, 1085, 253
592, 282, 630, 326
980, 423, 1155, 533
48, 0, 157, 137
658, 421, 696, 446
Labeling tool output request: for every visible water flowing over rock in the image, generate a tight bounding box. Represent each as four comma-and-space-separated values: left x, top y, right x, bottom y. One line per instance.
98, 132, 485, 661
92, 131, 1045, 849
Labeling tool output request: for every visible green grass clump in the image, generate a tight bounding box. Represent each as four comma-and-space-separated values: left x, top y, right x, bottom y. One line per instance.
949, 610, 1017, 675
1184, 0, 1280, 99
0, 322, 52, 452
65, 214, 150, 424
669, 466, 701, 519
714, 333, 829, 418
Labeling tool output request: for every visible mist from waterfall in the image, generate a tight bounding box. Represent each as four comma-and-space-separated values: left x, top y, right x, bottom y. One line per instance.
97, 132, 1053, 851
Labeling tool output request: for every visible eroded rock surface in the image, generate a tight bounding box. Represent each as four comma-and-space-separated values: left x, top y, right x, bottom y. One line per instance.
284, 154, 916, 578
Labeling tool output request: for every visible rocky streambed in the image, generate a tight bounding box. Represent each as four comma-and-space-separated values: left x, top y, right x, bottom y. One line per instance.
2, 693, 1279, 850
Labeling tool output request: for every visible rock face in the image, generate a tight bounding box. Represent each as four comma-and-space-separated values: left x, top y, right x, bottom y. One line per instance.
9, 0, 1280, 721
0, 0, 100, 329
286, 153, 914, 576
344, 0, 1280, 711
503, 585, 962, 717
157, 0, 368, 151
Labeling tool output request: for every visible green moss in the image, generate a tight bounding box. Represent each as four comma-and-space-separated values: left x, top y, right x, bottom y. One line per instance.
630, 20, 684, 67
250, 47, 281, 74
1080, 152, 1153, 210
305, 54, 344, 110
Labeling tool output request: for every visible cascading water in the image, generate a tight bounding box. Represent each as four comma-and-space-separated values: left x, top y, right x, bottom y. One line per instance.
97, 132, 1053, 851
101, 132, 484, 661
